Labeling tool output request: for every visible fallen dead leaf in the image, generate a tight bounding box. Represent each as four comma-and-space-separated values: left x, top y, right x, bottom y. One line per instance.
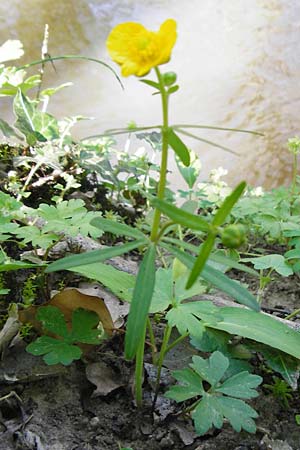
86, 361, 125, 396
19, 288, 114, 336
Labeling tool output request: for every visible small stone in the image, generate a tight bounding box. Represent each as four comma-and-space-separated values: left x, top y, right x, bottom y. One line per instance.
160, 435, 174, 448
90, 416, 100, 428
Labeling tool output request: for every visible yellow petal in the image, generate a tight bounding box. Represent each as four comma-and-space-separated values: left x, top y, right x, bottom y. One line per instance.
106, 19, 177, 77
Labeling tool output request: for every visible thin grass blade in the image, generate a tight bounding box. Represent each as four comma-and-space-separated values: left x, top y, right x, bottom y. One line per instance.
125, 243, 156, 360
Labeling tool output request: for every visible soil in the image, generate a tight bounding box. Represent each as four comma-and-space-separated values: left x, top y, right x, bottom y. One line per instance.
1, 144, 300, 449
1, 270, 300, 450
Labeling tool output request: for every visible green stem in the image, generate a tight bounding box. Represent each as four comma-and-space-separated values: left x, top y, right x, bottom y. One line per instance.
285, 308, 300, 321
147, 317, 157, 364
291, 152, 298, 203
165, 332, 189, 354
134, 322, 147, 407
150, 67, 169, 242
152, 324, 172, 408
134, 67, 170, 408
17, 162, 42, 201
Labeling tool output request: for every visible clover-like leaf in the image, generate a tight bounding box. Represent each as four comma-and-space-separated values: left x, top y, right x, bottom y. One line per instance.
215, 371, 262, 398
190, 352, 229, 386
27, 336, 82, 365
166, 301, 221, 340
165, 351, 262, 436
70, 308, 104, 344
192, 395, 223, 435
36, 305, 69, 339
26, 306, 105, 365
242, 254, 293, 277
216, 396, 258, 433
165, 367, 204, 402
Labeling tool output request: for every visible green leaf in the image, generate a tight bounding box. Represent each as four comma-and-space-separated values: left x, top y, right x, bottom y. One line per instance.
70, 308, 104, 344
13, 89, 59, 142
212, 182, 246, 226
192, 395, 224, 435
191, 352, 229, 386
0, 118, 21, 139
36, 305, 69, 339
0, 260, 45, 272
151, 267, 207, 313
125, 244, 156, 360
26, 336, 82, 365
168, 128, 190, 166
163, 244, 259, 311
140, 79, 160, 89
186, 182, 246, 290
208, 307, 300, 359
176, 150, 201, 189
216, 371, 262, 398
166, 351, 261, 436
165, 367, 204, 401
162, 236, 258, 276
26, 307, 104, 365
167, 300, 220, 339
69, 262, 135, 303
285, 249, 300, 260
254, 345, 300, 389
242, 254, 293, 277
45, 239, 145, 272
186, 233, 216, 289
168, 85, 179, 94
90, 217, 147, 240
216, 396, 258, 433
151, 198, 210, 232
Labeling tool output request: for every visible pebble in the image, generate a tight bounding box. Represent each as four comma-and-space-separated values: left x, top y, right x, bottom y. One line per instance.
90, 416, 100, 428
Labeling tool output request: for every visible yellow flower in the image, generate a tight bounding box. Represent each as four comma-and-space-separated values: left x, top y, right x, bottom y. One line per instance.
106, 19, 177, 77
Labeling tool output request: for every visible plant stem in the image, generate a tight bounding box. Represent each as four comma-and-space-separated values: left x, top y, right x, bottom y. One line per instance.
285, 308, 300, 320
152, 324, 172, 408
147, 317, 157, 364
165, 332, 189, 354
150, 67, 169, 242
17, 162, 42, 201
134, 322, 147, 408
134, 67, 170, 408
291, 152, 298, 203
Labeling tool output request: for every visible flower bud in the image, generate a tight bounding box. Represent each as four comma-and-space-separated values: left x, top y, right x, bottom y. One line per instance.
221, 224, 246, 249
163, 71, 177, 86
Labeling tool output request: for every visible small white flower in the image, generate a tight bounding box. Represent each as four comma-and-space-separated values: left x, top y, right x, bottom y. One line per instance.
250, 186, 264, 197
209, 167, 228, 184
0, 40, 24, 63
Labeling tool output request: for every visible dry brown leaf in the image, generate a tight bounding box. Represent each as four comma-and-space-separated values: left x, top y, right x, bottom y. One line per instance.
19, 288, 114, 336
86, 361, 125, 396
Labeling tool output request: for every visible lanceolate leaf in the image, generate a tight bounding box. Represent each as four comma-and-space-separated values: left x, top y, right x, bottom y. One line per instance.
186, 182, 246, 290
151, 198, 210, 232
186, 233, 216, 289
168, 128, 190, 166
0, 118, 21, 139
208, 307, 300, 360
163, 243, 259, 311
45, 239, 145, 273
125, 244, 156, 360
90, 217, 147, 240
140, 79, 160, 89
212, 182, 246, 226
162, 236, 259, 276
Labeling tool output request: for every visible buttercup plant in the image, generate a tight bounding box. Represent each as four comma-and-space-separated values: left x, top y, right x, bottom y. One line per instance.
43, 20, 300, 432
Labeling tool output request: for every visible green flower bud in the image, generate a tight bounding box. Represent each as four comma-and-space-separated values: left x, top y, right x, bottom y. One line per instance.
221, 224, 246, 249
163, 71, 177, 86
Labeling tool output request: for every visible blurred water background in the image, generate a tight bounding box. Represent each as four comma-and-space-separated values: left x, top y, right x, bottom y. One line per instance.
0, 0, 299, 188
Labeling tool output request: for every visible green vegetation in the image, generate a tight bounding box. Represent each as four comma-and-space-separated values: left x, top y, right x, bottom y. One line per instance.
0, 28, 299, 441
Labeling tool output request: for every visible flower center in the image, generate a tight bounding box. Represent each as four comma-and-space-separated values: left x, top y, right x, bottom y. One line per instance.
135, 32, 158, 61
